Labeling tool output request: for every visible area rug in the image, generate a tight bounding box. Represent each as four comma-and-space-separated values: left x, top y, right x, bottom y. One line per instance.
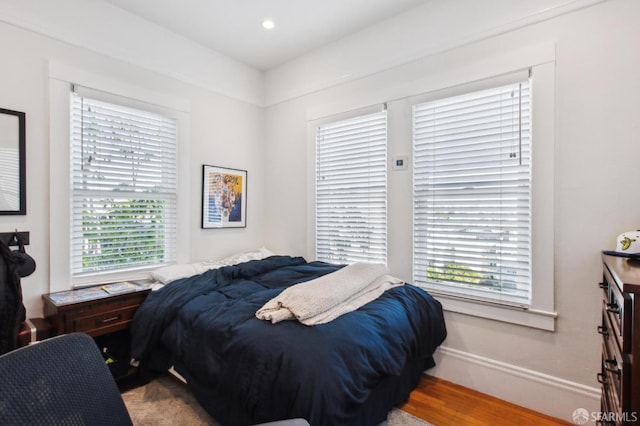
121, 374, 432, 426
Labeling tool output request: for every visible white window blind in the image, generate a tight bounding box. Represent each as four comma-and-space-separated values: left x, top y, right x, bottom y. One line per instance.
413, 79, 531, 307
315, 110, 387, 264
70, 92, 178, 277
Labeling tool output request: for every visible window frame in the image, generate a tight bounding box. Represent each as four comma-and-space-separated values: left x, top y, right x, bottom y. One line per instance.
410, 64, 556, 330
304, 44, 556, 331
49, 64, 191, 291
69, 89, 178, 278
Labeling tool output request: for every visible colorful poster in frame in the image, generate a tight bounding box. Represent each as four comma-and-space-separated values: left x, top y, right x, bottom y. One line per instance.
202, 165, 247, 228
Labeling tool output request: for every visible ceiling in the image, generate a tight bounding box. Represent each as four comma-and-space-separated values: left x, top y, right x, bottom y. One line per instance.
102, 0, 430, 71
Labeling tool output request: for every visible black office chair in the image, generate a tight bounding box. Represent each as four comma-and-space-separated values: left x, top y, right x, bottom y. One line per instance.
0, 333, 132, 425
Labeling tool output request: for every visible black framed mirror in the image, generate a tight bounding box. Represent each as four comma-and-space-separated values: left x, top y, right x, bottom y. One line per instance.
0, 108, 26, 215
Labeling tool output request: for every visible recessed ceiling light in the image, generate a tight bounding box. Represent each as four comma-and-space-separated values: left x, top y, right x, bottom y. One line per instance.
262, 19, 275, 30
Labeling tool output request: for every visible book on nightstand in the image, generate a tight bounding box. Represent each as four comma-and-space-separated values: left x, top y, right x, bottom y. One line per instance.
101, 281, 139, 294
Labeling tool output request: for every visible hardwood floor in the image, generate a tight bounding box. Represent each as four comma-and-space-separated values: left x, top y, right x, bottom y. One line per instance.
400, 375, 573, 426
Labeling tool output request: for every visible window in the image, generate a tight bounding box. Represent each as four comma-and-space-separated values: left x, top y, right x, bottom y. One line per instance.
413, 78, 531, 307
315, 110, 387, 264
70, 91, 178, 277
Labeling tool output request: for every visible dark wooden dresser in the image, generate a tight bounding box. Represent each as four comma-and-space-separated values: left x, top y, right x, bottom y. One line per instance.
599, 254, 640, 425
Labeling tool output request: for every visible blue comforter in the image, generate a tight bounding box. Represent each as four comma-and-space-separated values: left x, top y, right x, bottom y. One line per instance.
130, 256, 446, 426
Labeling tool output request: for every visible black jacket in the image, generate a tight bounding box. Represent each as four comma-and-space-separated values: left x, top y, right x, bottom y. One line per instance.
0, 240, 26, 355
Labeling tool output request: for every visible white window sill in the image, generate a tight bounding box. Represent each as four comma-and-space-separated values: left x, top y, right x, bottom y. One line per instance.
430, 291, 557, 331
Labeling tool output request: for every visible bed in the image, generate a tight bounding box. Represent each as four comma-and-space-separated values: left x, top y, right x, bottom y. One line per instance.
130, 255, 447, 426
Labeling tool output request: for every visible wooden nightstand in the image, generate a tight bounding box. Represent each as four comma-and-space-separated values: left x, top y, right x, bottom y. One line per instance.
43, 283, 150, 336
42, 282, 152, 387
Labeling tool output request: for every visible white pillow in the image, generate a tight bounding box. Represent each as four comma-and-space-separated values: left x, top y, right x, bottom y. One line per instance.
151, 248, 276, 284
152, 261, 228, 284
217, 247, 275, 266
151, 263, 204, 284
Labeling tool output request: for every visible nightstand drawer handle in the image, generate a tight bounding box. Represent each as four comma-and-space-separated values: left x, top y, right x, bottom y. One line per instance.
96, 314, 122, 325
597, 325, 609, 336
598, 282, 608, 289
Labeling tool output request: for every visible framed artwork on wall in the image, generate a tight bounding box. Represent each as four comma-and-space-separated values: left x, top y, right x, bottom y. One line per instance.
201, 165, 247, 228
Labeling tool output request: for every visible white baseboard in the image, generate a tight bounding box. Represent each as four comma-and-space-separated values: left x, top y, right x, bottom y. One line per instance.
429, 346, 600, 424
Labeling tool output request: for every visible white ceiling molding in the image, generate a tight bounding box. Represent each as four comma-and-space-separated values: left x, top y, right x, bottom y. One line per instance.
304, 42, 556, 123
264, 0, 607, 106
48, 62, 192, 113
0, 0, 263, 106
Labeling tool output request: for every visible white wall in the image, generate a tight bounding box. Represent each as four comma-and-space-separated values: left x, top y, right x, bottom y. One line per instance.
0, 21, 265, 317
264, 0, 640, 421
1, 0, 636, 421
